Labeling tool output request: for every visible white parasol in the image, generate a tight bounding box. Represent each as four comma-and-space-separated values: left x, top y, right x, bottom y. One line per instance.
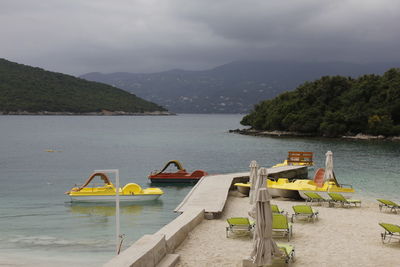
249, 160, 259, 204
323, 151, 335, 182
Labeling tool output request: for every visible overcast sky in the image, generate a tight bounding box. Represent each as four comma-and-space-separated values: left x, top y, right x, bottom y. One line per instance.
1, 0, 400, 75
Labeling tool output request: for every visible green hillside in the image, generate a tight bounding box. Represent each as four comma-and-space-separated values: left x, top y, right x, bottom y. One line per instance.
0, 59, 166, 114
82, 61, 400, 113
241, 68, 400, 137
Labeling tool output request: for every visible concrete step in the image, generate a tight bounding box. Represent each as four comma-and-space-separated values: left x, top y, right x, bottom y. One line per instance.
156, 254, 180, 267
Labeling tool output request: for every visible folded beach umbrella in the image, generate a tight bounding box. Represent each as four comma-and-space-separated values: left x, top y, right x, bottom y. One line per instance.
256, 167, 268, 192
324, 151, 335, 183
250, 188, 281, 266
249, 167, 268, 218
249, 160, 259, 204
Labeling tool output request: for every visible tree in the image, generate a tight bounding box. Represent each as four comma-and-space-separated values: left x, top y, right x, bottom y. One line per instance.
241, 68, 400, 137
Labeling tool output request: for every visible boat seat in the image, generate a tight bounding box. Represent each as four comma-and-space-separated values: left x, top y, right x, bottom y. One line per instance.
122, 183, 142, 194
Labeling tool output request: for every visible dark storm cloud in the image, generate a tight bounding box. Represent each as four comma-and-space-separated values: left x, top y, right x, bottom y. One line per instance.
1, 0, 399, 75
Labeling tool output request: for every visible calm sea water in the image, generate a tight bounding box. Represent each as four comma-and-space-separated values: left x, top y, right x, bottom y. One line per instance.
0, 114, 399, 265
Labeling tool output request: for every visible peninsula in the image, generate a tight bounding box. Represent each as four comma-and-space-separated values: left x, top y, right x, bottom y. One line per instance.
240, 68, 400, 138
0, 59, 169, 115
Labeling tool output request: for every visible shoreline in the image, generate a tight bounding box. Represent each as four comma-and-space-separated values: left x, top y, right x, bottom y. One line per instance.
0, 110, 175, 116
229, 128, 400, 141
1, 184, 397, 266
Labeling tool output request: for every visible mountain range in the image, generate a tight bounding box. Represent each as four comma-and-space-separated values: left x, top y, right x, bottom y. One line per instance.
81, 61, 400, 113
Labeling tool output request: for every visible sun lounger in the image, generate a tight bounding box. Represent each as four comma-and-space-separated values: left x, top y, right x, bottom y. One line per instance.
226, 217, 255, 238
272, 213, 293, 241
271, 204, 284, 214
276, 243, 295, 264
328, 193, 361, 207
377, 199, 400, 213
304, 192, 328, 205
291, 205, 319, 223
379, 223, 400, 243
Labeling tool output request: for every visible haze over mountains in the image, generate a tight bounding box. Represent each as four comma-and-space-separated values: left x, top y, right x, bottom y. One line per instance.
81, 61, 400, 114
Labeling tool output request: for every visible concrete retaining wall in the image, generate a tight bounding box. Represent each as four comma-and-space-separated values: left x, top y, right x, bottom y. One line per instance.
104, 234, 166, 267
156, 208, 204, 253
104, 209, 204, 267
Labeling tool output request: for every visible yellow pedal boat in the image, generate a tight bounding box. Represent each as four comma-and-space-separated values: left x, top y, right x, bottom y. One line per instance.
267, 168, 354, 199
235, 168, 354, 200
234, 182, 251, 196
65, 172, 163, 203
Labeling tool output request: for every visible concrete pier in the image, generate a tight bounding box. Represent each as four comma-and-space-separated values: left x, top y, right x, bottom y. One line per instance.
174, 166, 307, 218
174, 172, 246, 218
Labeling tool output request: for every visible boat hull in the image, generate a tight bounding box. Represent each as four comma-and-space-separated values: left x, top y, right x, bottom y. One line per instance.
149, 177, 202, 183
69, 194, 161, 203
268, 188, 354, 200
267, 178, 355, 200
148, 165, 207, 184
268, 188, 301, 199
234, 183, 250, 196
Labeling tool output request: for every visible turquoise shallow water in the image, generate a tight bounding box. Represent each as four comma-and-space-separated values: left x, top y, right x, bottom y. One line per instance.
0, 114, 399, 265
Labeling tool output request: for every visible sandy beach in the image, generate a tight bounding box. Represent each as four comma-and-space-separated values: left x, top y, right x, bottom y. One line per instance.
175, 192, 400, 267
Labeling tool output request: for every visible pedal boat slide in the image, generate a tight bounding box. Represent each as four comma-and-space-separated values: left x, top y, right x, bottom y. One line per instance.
65, 172, 163, 203
148, 160, 208, 183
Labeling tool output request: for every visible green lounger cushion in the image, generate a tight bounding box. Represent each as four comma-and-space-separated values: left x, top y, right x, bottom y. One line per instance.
377, 199, 398, 206
226, 217, 254, 238
379, 222, 400, 243
379, 223, 400, 233
271, 204, 284, 214
292, 205, 316, 214
276, 243, 295, 264
304, 192, 326, 201
328, 193, 361, 207
272, 214, 293, 241
377, 199, 400, 212
291, 205, 319, 222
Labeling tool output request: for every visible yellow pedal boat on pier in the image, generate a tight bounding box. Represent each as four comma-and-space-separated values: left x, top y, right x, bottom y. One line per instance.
267, 168, 354, 200
65, 172, 163, 203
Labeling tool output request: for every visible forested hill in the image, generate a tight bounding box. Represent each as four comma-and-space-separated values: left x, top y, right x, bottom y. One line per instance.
0, 59, 167, 114
240, 68, 400, 137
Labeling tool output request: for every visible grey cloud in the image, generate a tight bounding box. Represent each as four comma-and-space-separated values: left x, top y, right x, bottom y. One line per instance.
1, 0, 399, 75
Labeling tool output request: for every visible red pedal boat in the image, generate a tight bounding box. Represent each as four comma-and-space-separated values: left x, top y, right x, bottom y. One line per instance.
148, 160, 208, 183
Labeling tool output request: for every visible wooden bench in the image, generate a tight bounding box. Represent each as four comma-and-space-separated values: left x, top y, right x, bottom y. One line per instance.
287, 151, 313, 165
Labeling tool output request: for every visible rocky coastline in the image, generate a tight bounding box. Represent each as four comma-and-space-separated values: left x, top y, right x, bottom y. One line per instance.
229, 128, 400, 141
0, 110, 175, 116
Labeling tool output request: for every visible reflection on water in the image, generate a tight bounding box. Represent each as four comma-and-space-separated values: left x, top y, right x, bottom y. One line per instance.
66, 200, 164, 217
